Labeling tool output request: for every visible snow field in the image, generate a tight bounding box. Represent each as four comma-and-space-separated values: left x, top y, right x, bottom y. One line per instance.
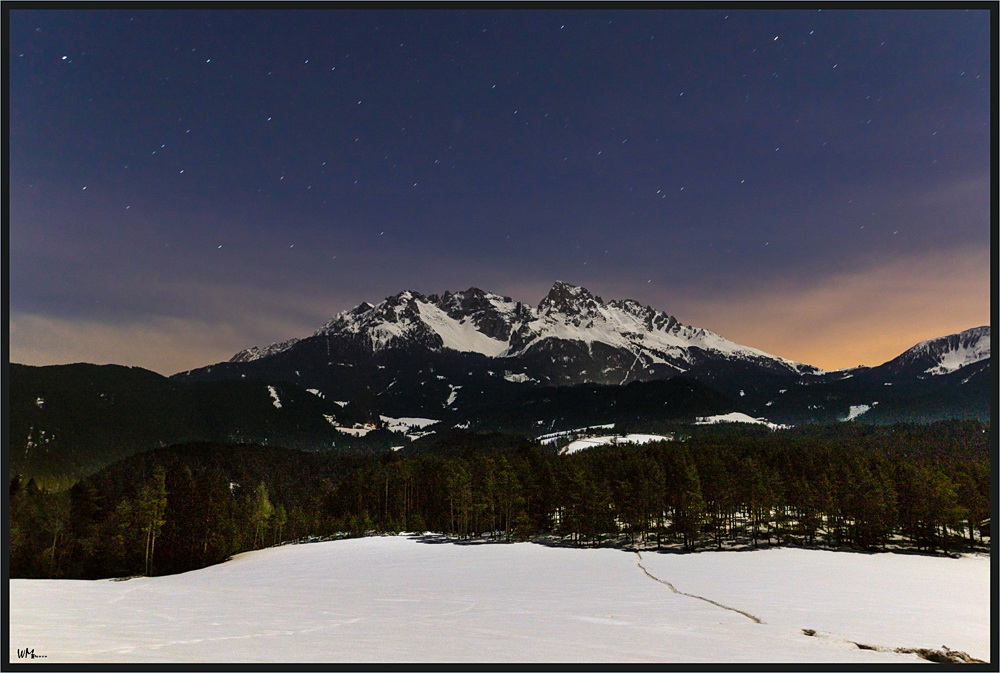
378, 416, 438, 433
695, 412, 787, 429
537, 423, 616, 444
640, 547, 989, 661
9, 536, 988, 664
560, 434, 672, 455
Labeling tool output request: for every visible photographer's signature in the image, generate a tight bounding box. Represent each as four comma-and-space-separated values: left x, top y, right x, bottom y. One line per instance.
17, 647, 46, 660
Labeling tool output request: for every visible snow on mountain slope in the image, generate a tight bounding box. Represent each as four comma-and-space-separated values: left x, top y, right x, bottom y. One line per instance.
9, 536, 988, 663
230, 281, 815, 375
881, 326, 990, 376
918, 327, 990, 375
312, 289, 525, 355
230, 338, 300, 363
414, 301, 509, 356
504, 282, 812, 373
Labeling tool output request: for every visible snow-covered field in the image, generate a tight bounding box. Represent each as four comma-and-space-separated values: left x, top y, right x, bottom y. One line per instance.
8, 536, 989, 664
695, 412, 788, 429
560, 433, 672, 455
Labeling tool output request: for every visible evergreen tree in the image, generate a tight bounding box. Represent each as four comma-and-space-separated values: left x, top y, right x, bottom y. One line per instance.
671, 454, 705, 550
249, 482, 276, 549
159, 463, 200, 574
138, 466, 167, 576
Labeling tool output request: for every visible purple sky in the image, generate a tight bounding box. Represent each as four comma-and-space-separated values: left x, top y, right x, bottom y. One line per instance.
9, 9, 991, 374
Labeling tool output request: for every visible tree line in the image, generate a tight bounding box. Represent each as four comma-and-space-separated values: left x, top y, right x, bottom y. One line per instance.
8, 420, 990, 579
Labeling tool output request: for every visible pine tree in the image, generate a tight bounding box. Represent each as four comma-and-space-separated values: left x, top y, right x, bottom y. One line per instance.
138, 466, 167, 576
671, 454, 705, 550
249, 482, 275, 549
159, 463, 200, 574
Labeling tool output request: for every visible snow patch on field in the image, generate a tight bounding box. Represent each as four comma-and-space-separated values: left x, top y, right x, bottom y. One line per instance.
333, 423, 376, 437
841, 404, 875, 421
267, 385, 282, 409
537, 424, 615, 445
8, 536, 988, 664
695, 412, 787, 430
380, 416, 438, 440
561, 434, 672, 455
379, 416, 438, 432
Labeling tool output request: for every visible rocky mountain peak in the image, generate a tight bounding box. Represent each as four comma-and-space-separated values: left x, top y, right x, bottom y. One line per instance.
229, 338, 301, 363
432, 287, 529, 341
230, 281, 820, 375
538, 281, 605, 321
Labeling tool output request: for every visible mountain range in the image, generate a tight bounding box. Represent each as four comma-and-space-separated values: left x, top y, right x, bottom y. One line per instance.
10, 282, 990, 481
177, 281, 989, 423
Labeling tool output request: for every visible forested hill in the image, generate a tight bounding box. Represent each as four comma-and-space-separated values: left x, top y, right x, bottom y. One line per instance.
9, 420, 990, 580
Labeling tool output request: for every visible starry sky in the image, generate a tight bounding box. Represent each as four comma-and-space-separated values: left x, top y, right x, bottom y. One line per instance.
9, 9, 992, 375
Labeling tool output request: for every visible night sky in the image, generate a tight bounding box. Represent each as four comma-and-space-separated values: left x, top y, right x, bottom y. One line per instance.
9, 9, 992, 375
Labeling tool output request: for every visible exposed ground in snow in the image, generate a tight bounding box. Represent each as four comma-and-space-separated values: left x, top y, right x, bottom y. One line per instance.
9, 536, 988, 664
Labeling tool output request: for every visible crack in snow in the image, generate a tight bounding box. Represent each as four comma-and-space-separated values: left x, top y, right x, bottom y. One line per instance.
801, 629, 987, 664
633, 552, 763, 624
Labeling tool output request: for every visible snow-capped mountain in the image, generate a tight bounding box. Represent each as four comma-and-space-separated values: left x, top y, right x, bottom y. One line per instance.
876, 326, 990, 377
752, 326, 991, 425
312, 288, 527, 357
231, 337, 301, 363
230, 281, 817, 381
167, 282, 989, 426
11, 309, 990, 480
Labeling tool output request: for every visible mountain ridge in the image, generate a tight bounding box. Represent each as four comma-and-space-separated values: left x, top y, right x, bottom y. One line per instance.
9, 319, 990, 481
226, 281, 819, 381
174, 281, 989, 427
